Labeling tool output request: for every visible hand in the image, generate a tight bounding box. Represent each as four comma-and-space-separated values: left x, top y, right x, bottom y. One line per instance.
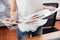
3, 18, 15, 26
49, 6, 56, 11
31, 14, 44, 19
26, 19, 38, 24
3, 18, 22, 26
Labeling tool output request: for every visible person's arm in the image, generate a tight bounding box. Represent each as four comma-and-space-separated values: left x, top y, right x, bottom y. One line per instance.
42, 6, 56, 11
29, 6, 56, 24
3, 0, 17, 26
9, 0, 16, 20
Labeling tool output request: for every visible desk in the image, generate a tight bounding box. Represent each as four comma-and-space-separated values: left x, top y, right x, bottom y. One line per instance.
42, 31, 60, 40
24, 31, 60, 40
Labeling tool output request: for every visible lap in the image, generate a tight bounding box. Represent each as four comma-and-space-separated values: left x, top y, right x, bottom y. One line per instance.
17, 29, 31, 40
32, 27, 42, 37
17, 27, 42, 40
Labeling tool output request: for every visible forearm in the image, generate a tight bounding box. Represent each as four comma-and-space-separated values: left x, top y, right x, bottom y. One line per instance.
9, 0, 16, 20
42, 6, 52, 10
10, 10, 17, 20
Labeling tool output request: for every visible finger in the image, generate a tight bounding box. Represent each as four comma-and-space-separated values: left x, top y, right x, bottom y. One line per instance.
26, 19, 38, 24
3, 21, 12, 26
32, 14, 38, 18
16, 20, 22, 23
5, 18, 10, 21
32, 15, 44, 19
5, 18, 14, 22
50, 7, 56, 11
5, 23, 12, 26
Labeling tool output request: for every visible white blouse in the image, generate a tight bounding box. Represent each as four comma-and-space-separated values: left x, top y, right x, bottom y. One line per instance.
16, 0, 43, 17
16, 0, 45, 32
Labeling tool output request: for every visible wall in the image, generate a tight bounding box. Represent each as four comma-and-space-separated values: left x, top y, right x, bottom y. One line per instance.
42, 0, 60, 19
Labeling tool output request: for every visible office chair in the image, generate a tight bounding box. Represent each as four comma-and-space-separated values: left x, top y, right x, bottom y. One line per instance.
42, 3, 59, 34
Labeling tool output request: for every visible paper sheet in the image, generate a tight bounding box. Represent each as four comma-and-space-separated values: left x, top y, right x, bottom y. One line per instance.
19, 7, 60, 22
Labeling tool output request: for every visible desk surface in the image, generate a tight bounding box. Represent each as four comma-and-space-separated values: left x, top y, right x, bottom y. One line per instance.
24, 31, 60, 40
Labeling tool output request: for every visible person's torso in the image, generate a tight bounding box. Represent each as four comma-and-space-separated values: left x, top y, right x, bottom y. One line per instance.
16, 0, 43, 17
16, 0, 49, 32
